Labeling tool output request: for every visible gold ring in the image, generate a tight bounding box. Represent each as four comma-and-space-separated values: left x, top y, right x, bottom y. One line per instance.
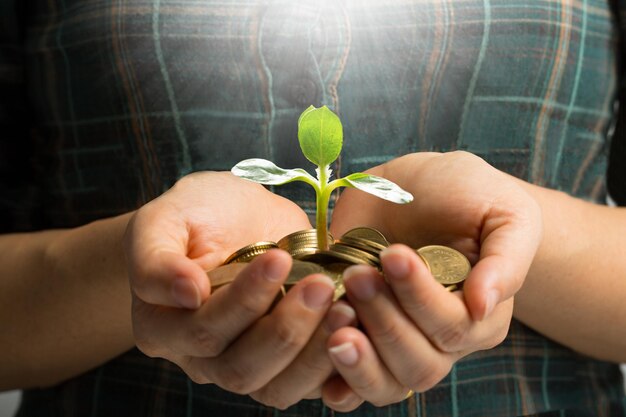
404, 389, 414, 400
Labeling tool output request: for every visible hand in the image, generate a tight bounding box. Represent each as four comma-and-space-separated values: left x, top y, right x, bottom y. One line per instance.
126, 172, 341, 396
322, 151, 542, 410
248, 298, 358, 409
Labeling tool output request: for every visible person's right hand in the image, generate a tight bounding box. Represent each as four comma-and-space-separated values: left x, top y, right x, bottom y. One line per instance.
125, 172, 341, 396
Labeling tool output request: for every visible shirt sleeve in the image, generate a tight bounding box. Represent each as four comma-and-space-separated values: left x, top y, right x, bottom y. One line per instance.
0, 1, 43, 232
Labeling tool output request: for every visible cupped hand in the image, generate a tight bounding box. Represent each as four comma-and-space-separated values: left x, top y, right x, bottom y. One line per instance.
331, 151, 542, 321
125, 172, 344, 398
322, 151, 542, 410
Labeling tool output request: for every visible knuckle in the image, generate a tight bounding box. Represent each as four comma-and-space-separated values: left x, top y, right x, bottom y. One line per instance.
185, 371, 210, 385
431, 321, 468, 352
182, 363, 211, 385
408, 362, 449, 393
135, 339, 164, 359
133, 329, 165, 359
212, 360, 254, 394
352, 371, 380, 394
251, 388, 294, 410
369, 319, 405, 348
303, 354, 333, 375
270, 318, 307, 352
188, 325, 224, 357
235, 289, 271, 318
403, 291, 437, 317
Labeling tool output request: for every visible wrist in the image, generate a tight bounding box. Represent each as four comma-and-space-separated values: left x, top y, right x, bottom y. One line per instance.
46, 212, 135, 288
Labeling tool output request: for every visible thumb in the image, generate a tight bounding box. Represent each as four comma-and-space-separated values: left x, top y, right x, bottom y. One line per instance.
125, 212, 212, 309
463, 207, 542, 321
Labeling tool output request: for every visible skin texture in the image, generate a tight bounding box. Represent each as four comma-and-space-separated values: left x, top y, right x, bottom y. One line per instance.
3, 152, 626, 413
125, 172, 349, 396
0, 212, 135, 389
321, 151, 544, 410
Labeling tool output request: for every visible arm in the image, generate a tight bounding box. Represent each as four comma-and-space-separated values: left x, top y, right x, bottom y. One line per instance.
513, 182, 626, 362
0, 213, 135, 389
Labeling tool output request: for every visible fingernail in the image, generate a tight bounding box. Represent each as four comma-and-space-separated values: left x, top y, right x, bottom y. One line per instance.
325, 303, 357, 332
343, 267, 377, 302
483, 289, 500, 320
329, 341, 359, 366
302, 276, 334, 310
172, 278, 200, 309
263, 254, 286, 282
380, 248, 410, 279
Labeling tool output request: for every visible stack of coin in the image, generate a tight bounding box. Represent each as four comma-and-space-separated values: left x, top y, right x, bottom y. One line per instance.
277, 229, 334, 259
223, 241, 278, 264
218, 227, 471, 299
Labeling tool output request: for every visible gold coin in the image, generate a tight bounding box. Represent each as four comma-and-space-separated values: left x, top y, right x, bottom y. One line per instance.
340, 227, 389, 247
223, 241, 278, 264
301, 246, 378, 267
280, 261, 346, 301
290, 246, 321, 260
284, 260, 327, 285
416, 245, 470, 285
277, 229, 317, 251
333, 282, 346, 301
277, 229, 334, 257
206, 263, 248, 290
331, 243, 380, 266
208, 260, 326, 291
337, 236, 385, 257
321, 263, 349, 301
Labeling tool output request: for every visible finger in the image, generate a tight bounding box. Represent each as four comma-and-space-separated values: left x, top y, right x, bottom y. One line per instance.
250, 302, 357, 409
126, 209, 211, 309
464, 199, 542, 320
326, 327, 407, 407
380, 245, 475, 353
342, 265, 456, 392
134, 250, 292, 357
321, 374, 364, 412
190, 274, 335, 394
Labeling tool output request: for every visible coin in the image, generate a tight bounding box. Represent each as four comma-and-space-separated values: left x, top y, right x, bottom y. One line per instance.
300, 245, 378, 267
277, 229, 334, 258
310, 263, 346, 301
207, 260, 327, 291
416, 245, 471, 285
207, 263, 248, 289
340, 227, 389, 248
223, 241, 279, 264
336, 236, 385, 259
330, 243, 380, 266
283, 260, 327, 286
277, 229, 317, 252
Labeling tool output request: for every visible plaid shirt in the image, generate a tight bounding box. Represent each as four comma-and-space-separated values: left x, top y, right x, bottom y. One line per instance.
2, 0, 626, 416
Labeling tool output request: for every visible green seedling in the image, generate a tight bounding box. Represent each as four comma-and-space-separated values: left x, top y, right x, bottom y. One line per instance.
232, 105, 413, 250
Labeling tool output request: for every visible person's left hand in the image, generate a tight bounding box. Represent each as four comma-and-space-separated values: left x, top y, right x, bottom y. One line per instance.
319, 151, 543, 411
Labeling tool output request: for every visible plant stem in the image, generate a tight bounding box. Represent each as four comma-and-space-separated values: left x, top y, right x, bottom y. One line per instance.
316, 165, 331, 250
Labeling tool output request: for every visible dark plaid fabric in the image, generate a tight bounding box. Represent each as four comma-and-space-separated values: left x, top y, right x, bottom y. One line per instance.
2, 0, 626, 416
608, 0, 626, 205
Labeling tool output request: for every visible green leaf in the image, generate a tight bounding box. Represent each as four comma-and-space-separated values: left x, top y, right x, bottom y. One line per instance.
297, 105, 343, 167
231, 158, 316, 185
342, 173, 414, 204
298, 105, 316, 128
